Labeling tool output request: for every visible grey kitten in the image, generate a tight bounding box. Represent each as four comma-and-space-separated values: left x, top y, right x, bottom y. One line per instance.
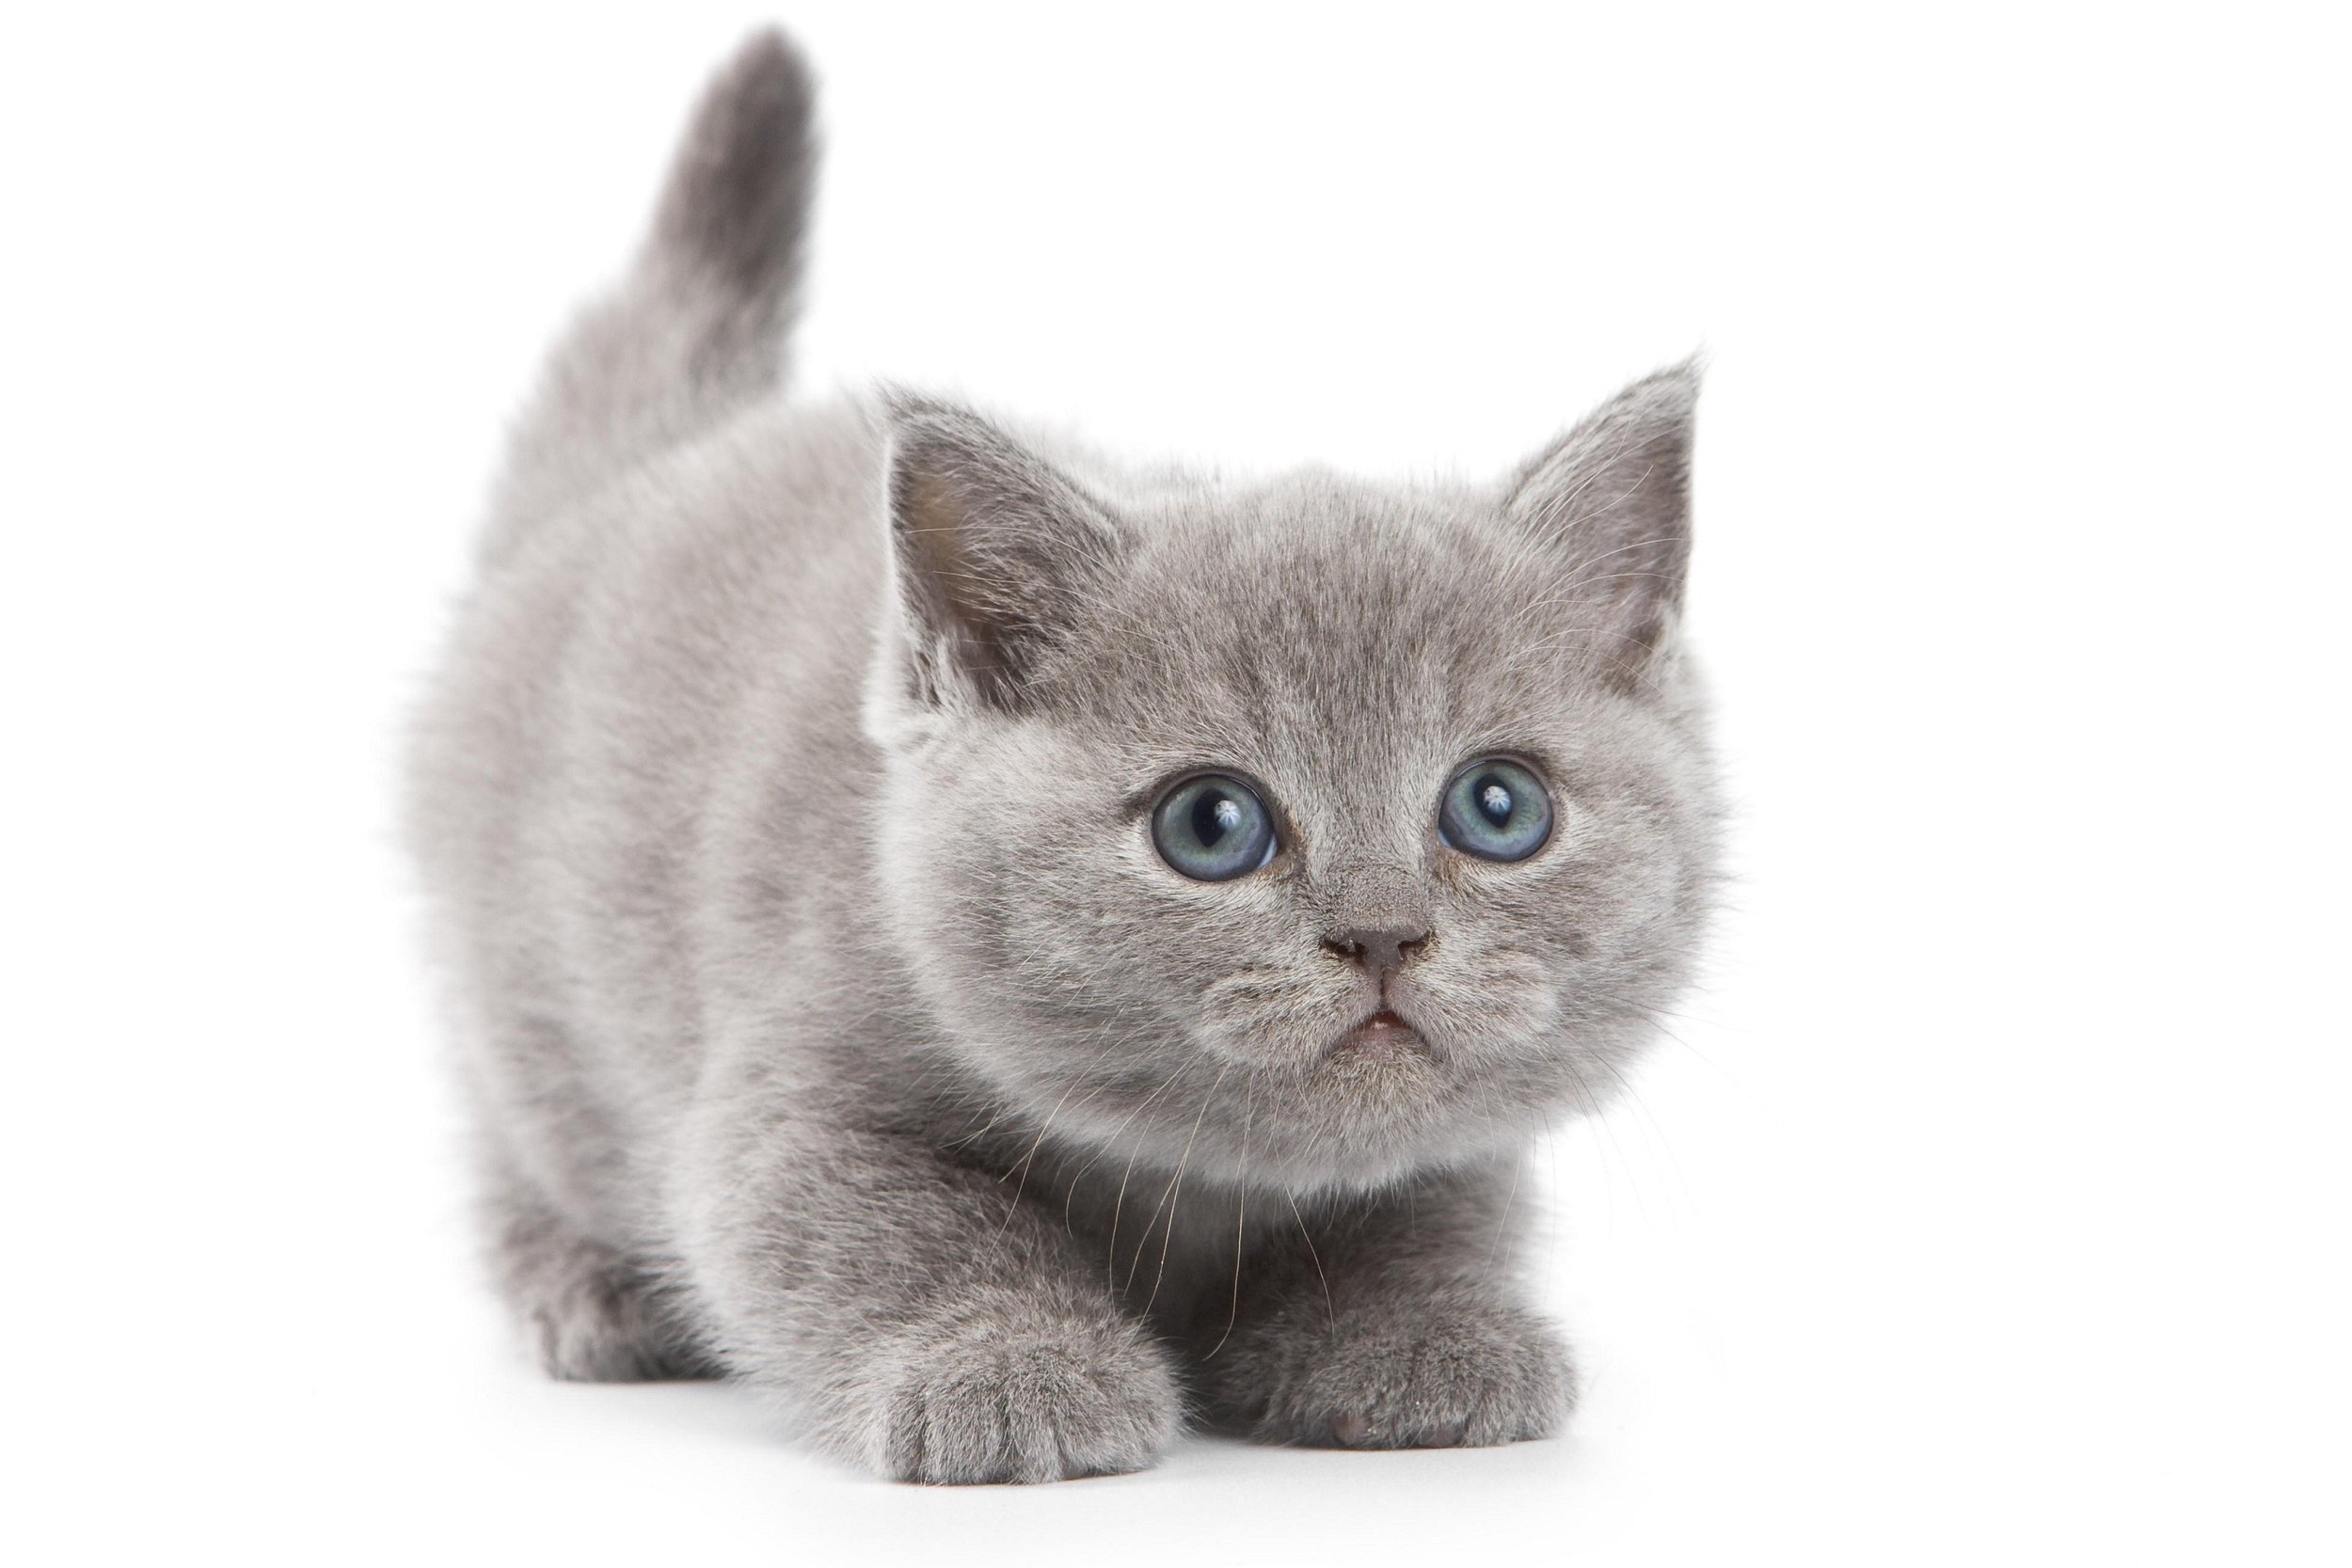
406, 29, 1717, 1484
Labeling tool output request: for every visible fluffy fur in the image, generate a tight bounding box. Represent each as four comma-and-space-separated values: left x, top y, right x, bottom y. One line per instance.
406, 29, 1718, 1484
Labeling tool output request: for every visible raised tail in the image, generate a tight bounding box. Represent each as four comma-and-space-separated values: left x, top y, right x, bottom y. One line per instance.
485, 31, 818, 562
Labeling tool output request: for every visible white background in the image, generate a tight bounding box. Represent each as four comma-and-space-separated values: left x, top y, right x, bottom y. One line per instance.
5, 3, 2346, 1562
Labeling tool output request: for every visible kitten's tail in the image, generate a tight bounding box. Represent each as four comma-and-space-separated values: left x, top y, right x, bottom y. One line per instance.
485, 30, 818, 563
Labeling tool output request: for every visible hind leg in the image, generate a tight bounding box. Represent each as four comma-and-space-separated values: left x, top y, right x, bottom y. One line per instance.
486, 1184, 721, 1383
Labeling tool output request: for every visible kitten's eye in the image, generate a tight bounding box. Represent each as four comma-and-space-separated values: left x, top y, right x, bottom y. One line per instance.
1438, 757, 1553, 862
1152, 774, 1277, 881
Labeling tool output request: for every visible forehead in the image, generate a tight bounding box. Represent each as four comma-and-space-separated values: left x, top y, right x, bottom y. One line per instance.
1043, 477, 1599, 785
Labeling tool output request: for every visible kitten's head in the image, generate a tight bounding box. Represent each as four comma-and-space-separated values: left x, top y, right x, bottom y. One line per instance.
864, 366, 1717, 1193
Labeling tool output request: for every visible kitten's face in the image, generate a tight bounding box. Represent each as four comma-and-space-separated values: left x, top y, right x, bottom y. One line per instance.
868, 372, 1715, 1193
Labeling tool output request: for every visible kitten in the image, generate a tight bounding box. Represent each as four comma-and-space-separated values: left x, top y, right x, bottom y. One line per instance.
406, 29, 1718, 1484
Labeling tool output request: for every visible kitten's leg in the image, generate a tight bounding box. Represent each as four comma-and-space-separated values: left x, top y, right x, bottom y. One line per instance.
675, 1118, 1184, 1483
1196, 1162, 1574, 1449
485, 1180, 719, 1383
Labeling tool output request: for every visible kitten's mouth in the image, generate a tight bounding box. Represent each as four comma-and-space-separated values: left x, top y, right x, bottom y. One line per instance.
1330, 1007, 1428, 1058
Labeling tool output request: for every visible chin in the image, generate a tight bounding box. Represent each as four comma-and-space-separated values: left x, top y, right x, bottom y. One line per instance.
1218, 1062, 1515, 1196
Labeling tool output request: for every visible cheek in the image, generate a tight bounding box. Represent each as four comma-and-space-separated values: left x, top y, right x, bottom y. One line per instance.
1410, 905, 1564, 1025
979, 833, 1288, 1009
1191, 947, 1356, 1048
1064, 872, 1352, 1050
1551, 818, 1695, 953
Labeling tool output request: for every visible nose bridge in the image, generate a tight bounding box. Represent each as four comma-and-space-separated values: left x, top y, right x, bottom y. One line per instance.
1297, 740, 1436, 933
1286, 705, 1441, 935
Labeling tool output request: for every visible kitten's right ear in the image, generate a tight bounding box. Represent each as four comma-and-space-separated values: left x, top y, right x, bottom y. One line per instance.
882, 395, 1123, 712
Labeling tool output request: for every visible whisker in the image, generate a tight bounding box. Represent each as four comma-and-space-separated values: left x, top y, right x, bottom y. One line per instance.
987, 1034, 1136, 1244
1286, 1190, 1336, 1338
1204, 1070, 1257, 1360
1135, 1062, 1228, 1313
1097, 1061, 1195, 1286
1480, 1151, 1524, 1285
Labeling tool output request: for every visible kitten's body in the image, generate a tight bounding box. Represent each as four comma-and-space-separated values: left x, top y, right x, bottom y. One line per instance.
408, 33, 1716, 1481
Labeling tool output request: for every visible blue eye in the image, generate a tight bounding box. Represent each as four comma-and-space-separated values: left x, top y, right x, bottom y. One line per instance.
1152, 774, 1277, 881
1438, 758, 1553, 862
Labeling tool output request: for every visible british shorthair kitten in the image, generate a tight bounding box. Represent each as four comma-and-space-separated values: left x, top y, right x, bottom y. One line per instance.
407, 29, 1717, 1483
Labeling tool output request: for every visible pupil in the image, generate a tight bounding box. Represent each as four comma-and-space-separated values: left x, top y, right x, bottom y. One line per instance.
1194, 791, 1240, 846
1478, 780, 1513, 825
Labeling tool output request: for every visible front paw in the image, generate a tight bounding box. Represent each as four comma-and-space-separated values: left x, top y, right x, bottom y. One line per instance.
1238, 1297, 1574, 1449
868, 1307, 1184, 1483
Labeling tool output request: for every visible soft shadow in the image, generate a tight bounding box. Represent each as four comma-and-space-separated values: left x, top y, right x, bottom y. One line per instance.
515, 1365, 1589, 1499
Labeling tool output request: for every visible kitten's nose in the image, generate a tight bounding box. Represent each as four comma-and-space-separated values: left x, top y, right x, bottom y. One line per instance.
1321, 924, 1432, 983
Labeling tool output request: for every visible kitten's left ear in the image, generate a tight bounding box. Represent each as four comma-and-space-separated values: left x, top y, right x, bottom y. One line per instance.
882, 394, 1124, 713
1506, 358, 1701, 687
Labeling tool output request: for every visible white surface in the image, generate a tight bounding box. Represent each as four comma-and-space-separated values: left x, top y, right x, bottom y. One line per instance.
4, 3, 2345, 1562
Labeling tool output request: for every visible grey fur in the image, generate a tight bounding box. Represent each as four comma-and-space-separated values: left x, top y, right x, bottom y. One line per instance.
406, 28, 1719, 1484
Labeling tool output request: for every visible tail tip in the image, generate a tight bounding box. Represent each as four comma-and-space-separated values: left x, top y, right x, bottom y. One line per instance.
653, 27, 818, 296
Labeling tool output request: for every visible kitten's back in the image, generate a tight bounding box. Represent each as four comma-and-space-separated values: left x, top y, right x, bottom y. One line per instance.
405, 33, 866, 1229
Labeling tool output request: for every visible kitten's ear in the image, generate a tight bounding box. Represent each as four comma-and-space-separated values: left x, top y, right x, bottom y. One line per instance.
1506, 359, 1700, 688
882, 394, 1123, 711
